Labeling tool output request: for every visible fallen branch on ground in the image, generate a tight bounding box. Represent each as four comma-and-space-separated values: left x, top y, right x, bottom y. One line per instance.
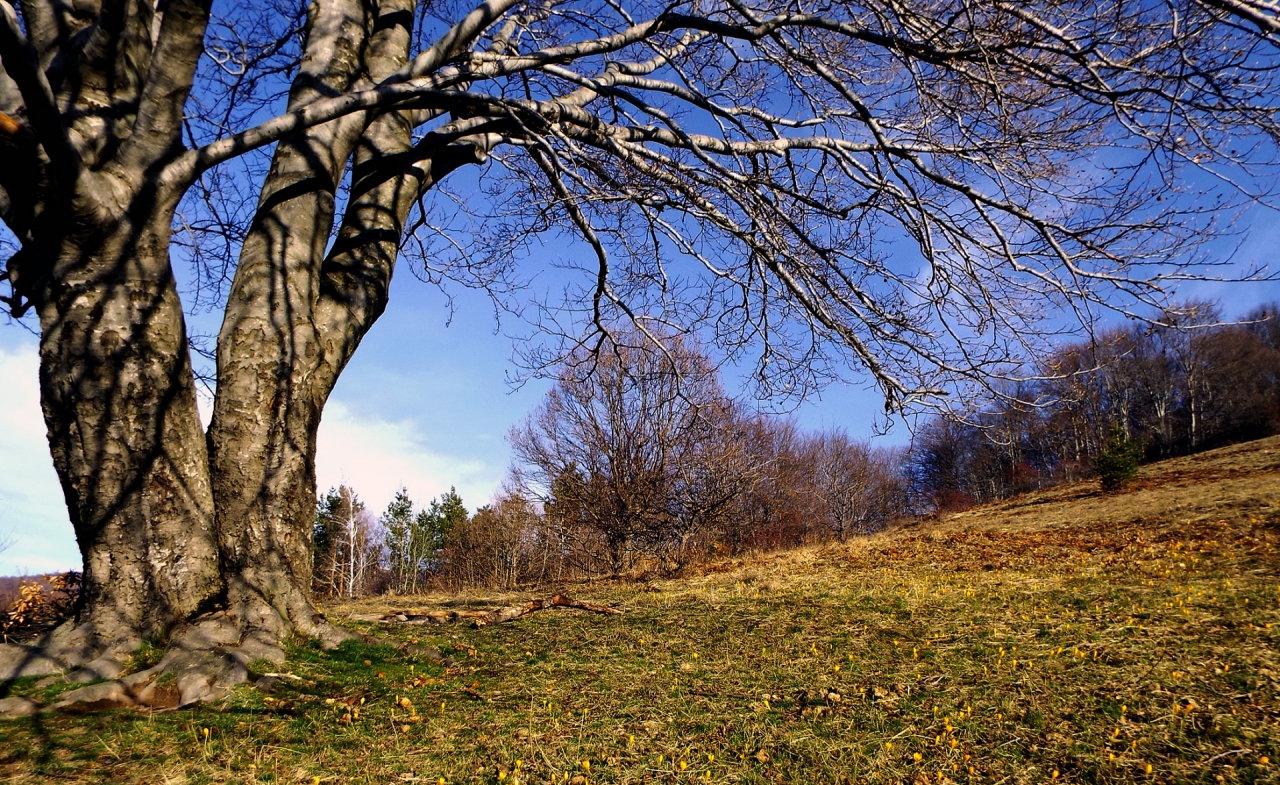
349, 594, 622, 628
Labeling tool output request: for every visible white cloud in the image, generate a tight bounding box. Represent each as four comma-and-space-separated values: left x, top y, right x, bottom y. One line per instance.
0, 341, 80, 575
0, 339, 504, 575
315, 401, 500, 518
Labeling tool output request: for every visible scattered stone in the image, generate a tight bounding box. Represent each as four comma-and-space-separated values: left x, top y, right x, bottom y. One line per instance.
0, 696, 39, 717
255, 675, 280, 694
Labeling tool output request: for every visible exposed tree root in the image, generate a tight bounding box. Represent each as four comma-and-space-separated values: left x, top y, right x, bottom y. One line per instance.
0, 600, 357, 716
350, 594, 622, 628
0, 594, 616, 716
0, 618, 141, 682
44, 612, 289, 712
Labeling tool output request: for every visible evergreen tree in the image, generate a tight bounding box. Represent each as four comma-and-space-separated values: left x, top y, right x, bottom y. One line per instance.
381, 488, 417, 593
433, 487, 470, 540
415, 488, 468, 577
382, 487, 468, 593
313, 488, 342, 594
1094, 426, 1143, 493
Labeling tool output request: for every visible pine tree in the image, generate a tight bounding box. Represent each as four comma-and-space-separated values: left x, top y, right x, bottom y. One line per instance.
416, 488, 468, 585
381, 488, 417, 593
1094, 426, 1143, 493
434, 488, 469, 539
381, 487, 468, 594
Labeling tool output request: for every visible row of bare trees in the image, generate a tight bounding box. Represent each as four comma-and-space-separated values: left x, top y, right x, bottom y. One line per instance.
908, 302, 1280, 511
465, 332, 909, 585
317, 304, 1280, 592
311, 332, 909, 594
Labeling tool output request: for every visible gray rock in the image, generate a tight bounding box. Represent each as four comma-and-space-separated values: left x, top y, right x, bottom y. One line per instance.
0, 696, 40, 717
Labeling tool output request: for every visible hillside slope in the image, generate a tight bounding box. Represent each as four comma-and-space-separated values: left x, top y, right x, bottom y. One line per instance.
941, 435, 1280, 535
2, 437, 1278, 784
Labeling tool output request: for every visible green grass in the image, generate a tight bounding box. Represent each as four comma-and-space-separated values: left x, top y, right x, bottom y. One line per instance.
2, 440, 1279, 784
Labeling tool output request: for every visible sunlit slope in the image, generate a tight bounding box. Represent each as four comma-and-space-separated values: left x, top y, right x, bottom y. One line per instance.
937, 434, 1280, 537
2, 437, 1278, 784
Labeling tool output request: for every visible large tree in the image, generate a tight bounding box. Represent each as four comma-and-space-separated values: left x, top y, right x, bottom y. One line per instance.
511, 330, 739, 573
0, 0, 1276, 706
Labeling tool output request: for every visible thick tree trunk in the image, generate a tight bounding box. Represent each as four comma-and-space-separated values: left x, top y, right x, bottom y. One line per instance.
207, 0, 382, 642
207, 0, 483, 644
29, 221, 220, 671
1, 0, 484, 702
205, 140, 362, 641
0, 0, 229, 681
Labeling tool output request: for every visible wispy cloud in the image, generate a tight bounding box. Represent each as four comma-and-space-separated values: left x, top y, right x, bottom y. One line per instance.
0, 342, 80, 575
315, 401, 500, 518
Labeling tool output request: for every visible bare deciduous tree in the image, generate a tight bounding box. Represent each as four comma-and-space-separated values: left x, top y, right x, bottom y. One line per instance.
0, 0, 1277, 703
439, 485, 541, 589
809, 430, 903, 540
313, 485, 381, 599
512, 330, 733, 573
905, 299, 1280, 508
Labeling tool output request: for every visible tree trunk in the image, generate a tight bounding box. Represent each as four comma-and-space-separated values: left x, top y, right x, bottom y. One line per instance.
1, 0, 485, 699
0, 0, 221, 680
207, 0, 420, 642
31, 221, 220, 670
206, 130, 361, 641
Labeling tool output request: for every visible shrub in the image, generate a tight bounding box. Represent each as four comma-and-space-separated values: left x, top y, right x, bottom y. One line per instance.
2, 572, 80, 643
1094, 425, 1142, 492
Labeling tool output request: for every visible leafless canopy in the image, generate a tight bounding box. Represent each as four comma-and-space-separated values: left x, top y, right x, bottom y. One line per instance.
1, 0, 1276, 410
1, 0, 1278, 696
174, 0, 1280, 407
510, 331, 738, 571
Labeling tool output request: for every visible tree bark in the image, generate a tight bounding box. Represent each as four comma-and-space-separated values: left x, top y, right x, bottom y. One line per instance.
206, 0, 374, 642
206, 0, 432, 642
3, 0, 523, 686
34, 221, 220, 666
0, 0, 219, 674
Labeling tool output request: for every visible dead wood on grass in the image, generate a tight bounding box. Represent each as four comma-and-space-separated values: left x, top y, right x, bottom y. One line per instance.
350, 594, 622, 628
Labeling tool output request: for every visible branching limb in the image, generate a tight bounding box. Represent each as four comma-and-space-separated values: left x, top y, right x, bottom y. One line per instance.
0, 1, 76, 189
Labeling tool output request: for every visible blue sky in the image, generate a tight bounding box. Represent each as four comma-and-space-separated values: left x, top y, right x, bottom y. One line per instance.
5, 0, 1280, 576
3, 196, 1279, 577
0, 236, 902, 575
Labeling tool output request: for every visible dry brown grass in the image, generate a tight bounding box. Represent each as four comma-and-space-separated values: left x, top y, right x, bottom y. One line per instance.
936, 436, 1280, 534
1, 437, 1277, 784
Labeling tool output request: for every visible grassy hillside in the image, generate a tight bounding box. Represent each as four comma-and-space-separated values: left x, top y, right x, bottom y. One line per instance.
2, 436, 1278, 784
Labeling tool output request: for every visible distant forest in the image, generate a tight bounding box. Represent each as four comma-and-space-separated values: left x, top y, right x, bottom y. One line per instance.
7, 301, 1277, 611
9, 300, 1274, 626
912, 300, 1280, 510
306, 302, 1280, 595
